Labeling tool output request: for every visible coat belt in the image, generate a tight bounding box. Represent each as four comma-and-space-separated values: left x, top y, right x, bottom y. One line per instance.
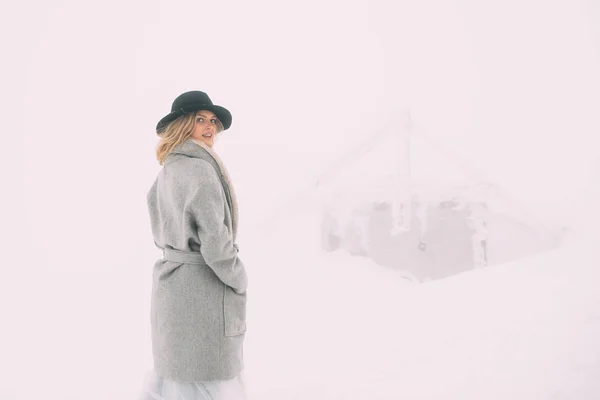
162, 248, 207, 265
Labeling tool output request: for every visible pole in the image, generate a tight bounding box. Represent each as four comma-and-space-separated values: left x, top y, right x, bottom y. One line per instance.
391, 108, 412, 234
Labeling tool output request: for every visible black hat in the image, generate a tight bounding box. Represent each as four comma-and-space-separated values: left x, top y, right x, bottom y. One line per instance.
156, 90, 232, 133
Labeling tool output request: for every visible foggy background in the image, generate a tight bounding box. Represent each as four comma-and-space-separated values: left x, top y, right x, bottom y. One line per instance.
8, 0, 600, 243
3, 0, 600, 398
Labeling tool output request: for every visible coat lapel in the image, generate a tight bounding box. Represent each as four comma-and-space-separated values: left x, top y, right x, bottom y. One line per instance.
167, 139, 239, 239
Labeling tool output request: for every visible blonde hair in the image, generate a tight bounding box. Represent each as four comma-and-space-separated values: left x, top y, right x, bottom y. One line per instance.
155, 112, 224, 165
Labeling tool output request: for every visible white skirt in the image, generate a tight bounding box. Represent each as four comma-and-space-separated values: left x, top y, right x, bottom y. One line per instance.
139, 370, 248, 400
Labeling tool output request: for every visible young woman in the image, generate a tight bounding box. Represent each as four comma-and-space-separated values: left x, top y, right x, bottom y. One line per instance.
141, 91, 248, 400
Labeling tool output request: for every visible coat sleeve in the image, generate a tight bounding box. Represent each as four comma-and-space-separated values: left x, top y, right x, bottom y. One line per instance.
186, 168, 248, 294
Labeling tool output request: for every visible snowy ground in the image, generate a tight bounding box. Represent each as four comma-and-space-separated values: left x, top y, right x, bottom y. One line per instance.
240, 212, 600, 400
3, 212, 599, 399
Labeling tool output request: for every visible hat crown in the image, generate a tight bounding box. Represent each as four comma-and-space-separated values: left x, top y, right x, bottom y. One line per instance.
157, 90, 232, 133
171, 91, 213, 112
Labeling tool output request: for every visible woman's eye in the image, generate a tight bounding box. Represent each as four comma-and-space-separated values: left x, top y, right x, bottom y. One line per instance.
210, 119, 217, 124
196, 118, 204, 123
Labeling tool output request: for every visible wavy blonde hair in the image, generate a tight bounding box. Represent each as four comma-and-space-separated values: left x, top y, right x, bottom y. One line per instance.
155, 112, 224, 165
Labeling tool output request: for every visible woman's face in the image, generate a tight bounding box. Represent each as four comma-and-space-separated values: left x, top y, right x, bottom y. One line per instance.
191, 110, 220, 147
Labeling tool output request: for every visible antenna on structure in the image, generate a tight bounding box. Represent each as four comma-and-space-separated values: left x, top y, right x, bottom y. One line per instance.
391, 106, 413, 234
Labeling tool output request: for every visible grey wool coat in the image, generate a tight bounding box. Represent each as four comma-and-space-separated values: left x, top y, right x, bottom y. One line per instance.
146, 138, 248, 382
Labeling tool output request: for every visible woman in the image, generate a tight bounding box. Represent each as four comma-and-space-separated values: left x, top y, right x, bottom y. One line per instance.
141, 90, 248, 400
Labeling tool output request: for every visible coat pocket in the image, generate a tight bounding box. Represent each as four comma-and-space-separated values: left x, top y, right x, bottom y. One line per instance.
223, 285, 247, 337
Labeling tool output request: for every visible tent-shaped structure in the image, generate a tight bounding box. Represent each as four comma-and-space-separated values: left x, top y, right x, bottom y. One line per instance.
314, 111, 563, 281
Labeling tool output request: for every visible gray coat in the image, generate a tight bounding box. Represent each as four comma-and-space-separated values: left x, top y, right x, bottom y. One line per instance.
146, 138, 248, 382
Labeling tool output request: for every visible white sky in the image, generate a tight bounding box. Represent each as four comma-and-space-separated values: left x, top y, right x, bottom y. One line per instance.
3, 0, 600, 266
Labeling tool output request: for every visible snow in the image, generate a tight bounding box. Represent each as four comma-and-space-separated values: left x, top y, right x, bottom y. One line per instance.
3, 206, 598, 399
239, 212, 600, 400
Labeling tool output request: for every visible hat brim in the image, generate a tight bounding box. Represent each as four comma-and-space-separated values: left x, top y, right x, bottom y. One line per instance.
156, 103, 232, 133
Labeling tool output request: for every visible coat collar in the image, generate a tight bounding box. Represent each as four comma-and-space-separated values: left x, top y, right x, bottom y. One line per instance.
165, 138, 213, 164
165, 138, 240, 240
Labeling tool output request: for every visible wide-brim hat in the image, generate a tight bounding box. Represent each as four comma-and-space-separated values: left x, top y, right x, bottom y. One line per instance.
156, 90, 232, 134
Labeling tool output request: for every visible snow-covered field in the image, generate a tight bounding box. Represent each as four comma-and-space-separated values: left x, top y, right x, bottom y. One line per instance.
241, 212, 600, 400
4, 210, 598, 400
